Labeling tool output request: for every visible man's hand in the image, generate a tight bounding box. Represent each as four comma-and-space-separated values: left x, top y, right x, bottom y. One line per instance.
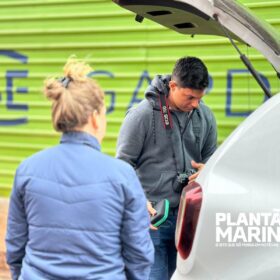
147, 201, 158, 230
188, 160, 205, 183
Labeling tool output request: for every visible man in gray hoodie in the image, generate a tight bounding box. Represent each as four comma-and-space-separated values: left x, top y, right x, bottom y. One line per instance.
116, 57, 217, 280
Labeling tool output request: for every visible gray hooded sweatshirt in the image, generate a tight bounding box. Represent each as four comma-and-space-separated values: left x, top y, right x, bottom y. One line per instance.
116, 75, 217, 207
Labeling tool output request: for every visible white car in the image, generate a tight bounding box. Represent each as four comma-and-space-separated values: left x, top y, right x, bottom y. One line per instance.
114, 0, 280, 279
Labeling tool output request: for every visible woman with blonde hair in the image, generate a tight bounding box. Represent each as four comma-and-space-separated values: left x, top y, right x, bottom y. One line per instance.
6, 58, 154, 280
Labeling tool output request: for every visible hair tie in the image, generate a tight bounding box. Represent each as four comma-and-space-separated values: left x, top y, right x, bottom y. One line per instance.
58, 76, 72, 88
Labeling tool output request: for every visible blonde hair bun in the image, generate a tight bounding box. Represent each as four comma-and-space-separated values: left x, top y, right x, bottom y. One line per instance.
43, 57, 104, 132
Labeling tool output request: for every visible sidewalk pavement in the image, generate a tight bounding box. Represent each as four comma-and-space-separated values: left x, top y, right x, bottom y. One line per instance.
0, 199, 11, 280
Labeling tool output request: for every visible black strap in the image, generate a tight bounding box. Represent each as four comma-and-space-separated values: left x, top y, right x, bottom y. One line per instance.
158, 94, 180, 171
192, 109, 201, 144
158, 94, 201, 172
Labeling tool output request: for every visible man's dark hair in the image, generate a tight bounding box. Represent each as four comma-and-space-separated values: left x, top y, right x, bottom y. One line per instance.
171, 57, 209, 90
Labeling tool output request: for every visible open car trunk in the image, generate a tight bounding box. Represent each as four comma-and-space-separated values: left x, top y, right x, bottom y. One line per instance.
113, 0, 280, 75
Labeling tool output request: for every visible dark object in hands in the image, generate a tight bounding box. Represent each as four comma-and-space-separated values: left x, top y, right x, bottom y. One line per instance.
150, 199, 170, 227
173, 169, 196, 193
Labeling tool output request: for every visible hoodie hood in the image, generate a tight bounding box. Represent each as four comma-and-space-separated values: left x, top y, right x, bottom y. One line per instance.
145, 75, 171, 109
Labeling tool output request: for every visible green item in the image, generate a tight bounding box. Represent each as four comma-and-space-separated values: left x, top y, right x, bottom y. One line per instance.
151, 199, 170, 227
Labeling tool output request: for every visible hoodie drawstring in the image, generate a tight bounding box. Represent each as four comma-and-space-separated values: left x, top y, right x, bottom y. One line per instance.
152, 109, 156, 144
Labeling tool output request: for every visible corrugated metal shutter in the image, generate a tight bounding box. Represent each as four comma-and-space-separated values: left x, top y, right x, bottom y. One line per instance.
0, 0, 279, 196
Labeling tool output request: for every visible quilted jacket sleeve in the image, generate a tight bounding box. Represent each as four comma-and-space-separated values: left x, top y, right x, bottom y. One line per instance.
6, 171, 28, 280
121, 168, 154, 280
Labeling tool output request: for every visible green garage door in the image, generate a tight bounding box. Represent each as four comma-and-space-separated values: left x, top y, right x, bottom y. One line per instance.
0, 0, 279, 196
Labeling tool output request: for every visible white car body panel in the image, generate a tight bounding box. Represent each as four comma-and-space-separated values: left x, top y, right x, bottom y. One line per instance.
173, 92, 280, 279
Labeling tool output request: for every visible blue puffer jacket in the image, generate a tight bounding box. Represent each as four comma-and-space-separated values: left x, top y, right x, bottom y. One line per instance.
6, 131, 154, 280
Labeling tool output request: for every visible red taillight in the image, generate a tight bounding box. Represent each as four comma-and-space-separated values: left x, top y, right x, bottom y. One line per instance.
175, 182, 203, 260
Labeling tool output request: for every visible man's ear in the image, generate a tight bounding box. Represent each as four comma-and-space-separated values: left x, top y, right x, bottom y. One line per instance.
169, 80, 176, 90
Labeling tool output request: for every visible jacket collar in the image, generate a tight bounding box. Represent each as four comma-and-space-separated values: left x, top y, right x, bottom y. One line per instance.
60, 131, 101, 151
